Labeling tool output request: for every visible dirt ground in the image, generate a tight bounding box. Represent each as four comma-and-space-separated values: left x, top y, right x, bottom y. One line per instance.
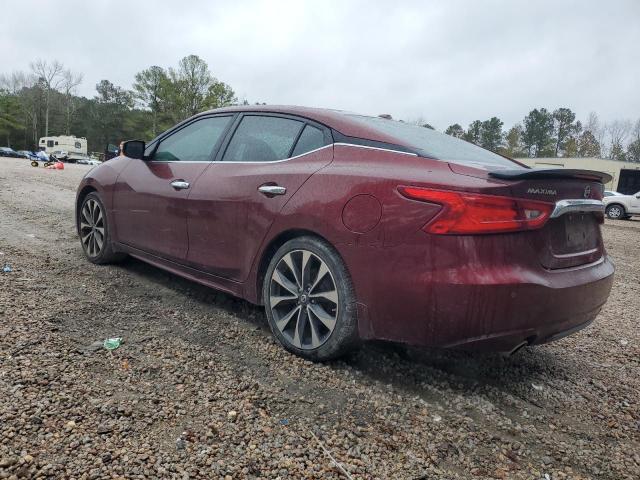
0, 156, 638, 480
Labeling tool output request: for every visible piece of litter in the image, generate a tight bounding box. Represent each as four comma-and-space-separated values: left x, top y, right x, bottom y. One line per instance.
279, 419, 289, 426
532, 383, 543, 391
620, 339, 628, 346
432, 414, 442, 422
103, 337, 123, 351
2, 264, 12, 273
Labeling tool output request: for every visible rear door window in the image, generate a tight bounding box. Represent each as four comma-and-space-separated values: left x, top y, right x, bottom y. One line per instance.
152, 116, 232, 162
222, 115, 304, 162
292, 125, 326, 157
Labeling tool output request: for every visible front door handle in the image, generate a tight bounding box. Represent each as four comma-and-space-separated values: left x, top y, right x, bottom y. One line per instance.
171, 180, 190, 190
258, 184, 287, 196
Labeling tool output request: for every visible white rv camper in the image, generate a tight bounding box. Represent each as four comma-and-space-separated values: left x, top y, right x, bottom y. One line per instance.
38, 136, 88, 161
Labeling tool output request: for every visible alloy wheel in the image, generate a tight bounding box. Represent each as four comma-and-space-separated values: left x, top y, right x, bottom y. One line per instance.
608, 206, 622, 219
269, 249, 339, 350
80, 198, 105, 257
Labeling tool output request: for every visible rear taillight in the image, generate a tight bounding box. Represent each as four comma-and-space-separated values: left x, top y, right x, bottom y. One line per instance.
398, 186, 554, 234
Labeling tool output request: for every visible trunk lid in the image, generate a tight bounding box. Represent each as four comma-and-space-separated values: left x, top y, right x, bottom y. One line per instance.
449, 163, 607, 269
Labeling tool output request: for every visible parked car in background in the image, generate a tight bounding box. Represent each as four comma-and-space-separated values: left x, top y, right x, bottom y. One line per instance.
17, 150, 39, 160
76, 105, 615, 361
604, 190, 623, 197
76, 157, 102, 165
36, 151, 50, 160
0, 147, 21, 158
603, 190, 640, 219
50, 150, 69, 162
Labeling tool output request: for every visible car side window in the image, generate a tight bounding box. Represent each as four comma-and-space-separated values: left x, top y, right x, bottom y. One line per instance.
222, 116, 303, 162
292, 125, 326, 157
152, 116, 232, 162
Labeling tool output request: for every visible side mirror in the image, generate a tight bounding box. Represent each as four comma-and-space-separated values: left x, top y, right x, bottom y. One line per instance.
122, 140, 146, 159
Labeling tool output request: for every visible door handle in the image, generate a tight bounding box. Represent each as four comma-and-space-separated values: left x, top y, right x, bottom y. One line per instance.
171, 180, 190, 190
258, 184, 287, 196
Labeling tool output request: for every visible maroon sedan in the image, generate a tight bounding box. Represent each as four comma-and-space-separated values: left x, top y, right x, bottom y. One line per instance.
76, 106, 614, 360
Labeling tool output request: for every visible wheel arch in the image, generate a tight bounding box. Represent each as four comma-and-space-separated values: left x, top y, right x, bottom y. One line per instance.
76, 185, 98, 234
606, 202, 626, 215
253, 228, 339, 305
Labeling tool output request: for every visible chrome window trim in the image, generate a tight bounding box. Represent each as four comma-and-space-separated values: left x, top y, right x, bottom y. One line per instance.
214, 144, 333, 164
334, 142, 418, 156
145, 144, 333, 164
144, 141, 416, 164
550, 199, 604, 218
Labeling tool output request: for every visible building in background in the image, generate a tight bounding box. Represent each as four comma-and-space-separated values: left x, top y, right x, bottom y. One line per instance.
519, 157, 640, 194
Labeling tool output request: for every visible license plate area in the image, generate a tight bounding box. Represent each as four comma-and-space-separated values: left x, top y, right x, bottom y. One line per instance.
538, 213, 602, 269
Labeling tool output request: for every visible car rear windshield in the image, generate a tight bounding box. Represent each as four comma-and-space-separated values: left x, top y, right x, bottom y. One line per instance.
345, 115, 520, 169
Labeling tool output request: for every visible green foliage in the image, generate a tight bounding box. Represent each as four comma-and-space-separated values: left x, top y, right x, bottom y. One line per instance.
503, 124, 525, 157
522, 108, 554, 157
627, 139, 640, 163
444, 123, 464, 138
463, 120, 482, 144
0, 90, 23, 145
0, 55, 238, 153
480, 117, 503, 152
577, 130, 601, 157
552, 108, 580, 156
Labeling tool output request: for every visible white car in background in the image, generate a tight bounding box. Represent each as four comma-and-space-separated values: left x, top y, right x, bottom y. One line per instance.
603, 190, 640, 219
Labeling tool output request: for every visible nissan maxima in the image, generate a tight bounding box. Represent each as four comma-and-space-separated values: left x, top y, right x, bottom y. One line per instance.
76, 106, 614, 360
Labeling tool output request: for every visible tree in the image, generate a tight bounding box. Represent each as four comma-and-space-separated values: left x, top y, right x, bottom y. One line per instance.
503, 124, 524, 157
577, 130, 601, 157
133, 65, 169, 136
605, 120, 631, 161
0, 89, 22, 146
628, 140, 640, 163
206, 80, 236, 110
627, 120, 640, 163
30, 59, 65, 137
463, 120, 482, 145
61, 70, 83, 135
445, 123, 464, 138
552, 108, 578, 156
480, 117, 503, 151
522, 108, 554, 157
92, 80, 134, 149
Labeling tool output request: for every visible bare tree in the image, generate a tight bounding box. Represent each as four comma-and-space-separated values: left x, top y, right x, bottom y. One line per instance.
584, 112, 606, 158
61, 70, 83, 135
607, 120, 632, 160
30, 59, 65, 136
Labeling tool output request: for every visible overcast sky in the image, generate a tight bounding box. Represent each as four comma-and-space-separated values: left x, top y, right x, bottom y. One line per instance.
2, 0, 639, 129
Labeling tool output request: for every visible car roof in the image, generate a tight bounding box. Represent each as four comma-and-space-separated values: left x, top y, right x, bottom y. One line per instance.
201, 105, 406, 146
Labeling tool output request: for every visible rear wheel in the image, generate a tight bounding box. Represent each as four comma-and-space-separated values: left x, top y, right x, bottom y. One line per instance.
606, 204, 625, 219
79, 192, 126, 264
263, 236, 359, 361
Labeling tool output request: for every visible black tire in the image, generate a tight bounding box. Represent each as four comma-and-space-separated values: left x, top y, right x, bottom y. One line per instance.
606, 204, 625, 220
262, 236, 359, 361
79, 192, 126, 264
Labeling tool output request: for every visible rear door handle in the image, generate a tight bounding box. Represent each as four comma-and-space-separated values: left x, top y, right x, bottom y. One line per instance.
171, 180, 190, 190
258, 185, 287, 196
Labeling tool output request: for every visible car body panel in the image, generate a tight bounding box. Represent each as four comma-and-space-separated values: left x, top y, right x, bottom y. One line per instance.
76, 105, 615, 353
186, 145, 334, 280
112, 160, 211, 262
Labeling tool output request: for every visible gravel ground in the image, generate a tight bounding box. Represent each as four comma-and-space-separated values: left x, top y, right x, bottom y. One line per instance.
0, 157, 638, 480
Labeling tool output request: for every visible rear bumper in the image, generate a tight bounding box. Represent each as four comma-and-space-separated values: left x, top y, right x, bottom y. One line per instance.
359, 254, 615, 353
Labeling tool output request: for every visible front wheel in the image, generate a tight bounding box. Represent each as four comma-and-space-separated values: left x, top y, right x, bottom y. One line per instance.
606, 204, 625, 219
263, 236, 359, 361
79, 192, 126, 264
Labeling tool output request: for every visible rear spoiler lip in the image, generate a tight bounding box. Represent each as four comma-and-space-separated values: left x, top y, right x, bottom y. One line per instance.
488, 168, 612, 184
